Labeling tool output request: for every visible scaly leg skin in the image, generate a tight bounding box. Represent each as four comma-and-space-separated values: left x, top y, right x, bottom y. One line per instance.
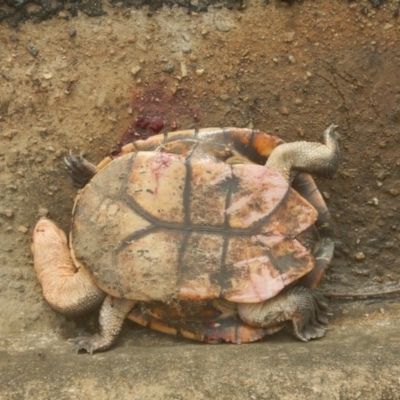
266, 124, 340, 182
64, 151, 99, 188
75, 297, 136, 354
237, 287, 329, 341
31, 218, 105, 317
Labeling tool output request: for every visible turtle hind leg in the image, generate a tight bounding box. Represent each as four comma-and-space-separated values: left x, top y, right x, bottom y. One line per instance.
237, 287, 329, 341
75, 297, 136, 354
64, 151, 99, 188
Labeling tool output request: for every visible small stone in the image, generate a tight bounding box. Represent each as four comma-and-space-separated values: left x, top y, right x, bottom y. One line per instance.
189, 54, 197, 62
127, 36, 137, 44
215, 21, 231, 32
342, 309, 349, 315
297, 128, 305, 137
28, 45, 38, 57
195, 69, 205, 76
69, 27, 77, 37
58, 11, 68, 19
281, 107, 289, 116
131, 66, 141, 76
180, 62, 188, 78
9, 282, 25, 293
38, 207, 49, 217
283, 32, 295, 43
288, 55, 296, 64
43, 73, 53, 80
272, 57, 278, 63
323, 191, 330, 199
372, 197, 379, 206
220, 94, 230, 101
355, 252, 365, 261
162, 61, 175, 74
294, 98, 303, 105
388, 188, 399, 196
18, 226, 29, 234
3, 129, 17, 139
5, 209, 14, 218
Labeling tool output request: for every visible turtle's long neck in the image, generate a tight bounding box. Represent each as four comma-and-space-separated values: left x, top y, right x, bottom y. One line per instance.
266, 124, 340, 182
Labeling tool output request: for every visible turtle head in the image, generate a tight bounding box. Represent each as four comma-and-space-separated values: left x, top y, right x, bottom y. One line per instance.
266, 124, 340, 181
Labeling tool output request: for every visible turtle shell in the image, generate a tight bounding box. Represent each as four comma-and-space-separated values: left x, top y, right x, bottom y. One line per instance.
70, 128, 319, 305
128, 300, 282, 344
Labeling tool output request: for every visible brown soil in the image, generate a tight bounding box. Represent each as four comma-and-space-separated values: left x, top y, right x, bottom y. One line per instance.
1, 1, 400, 398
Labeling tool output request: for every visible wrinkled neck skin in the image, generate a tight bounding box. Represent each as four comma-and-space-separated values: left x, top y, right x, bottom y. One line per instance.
266, 126, 340, 182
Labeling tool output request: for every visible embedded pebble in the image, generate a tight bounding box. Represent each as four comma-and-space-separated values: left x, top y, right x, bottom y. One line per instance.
9, 282, 25, 293
323, 191, 330, 199
162, 62, 175, 73
283, 32, 295, 43
0, 209, 14, 218
215, 20, 232, 32
195, 69, 205, 76
28, 44, 38, 57
180, 62, 188, 77
43, 73, 53, 80
297, 128, 305, 137
18, 226, 29, 234
355, 252, 365, 261
342, 309, 349, 315
281, 107, 289, 115
131, 66, 141, 76
69, 27, 77, 37
288, 55, 296, 64
220, 94, 230, 101
352, 268, 370, 277
38, 207, 49, 217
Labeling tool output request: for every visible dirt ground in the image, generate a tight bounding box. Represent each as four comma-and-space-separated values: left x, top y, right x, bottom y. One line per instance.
1, 0, 400, 398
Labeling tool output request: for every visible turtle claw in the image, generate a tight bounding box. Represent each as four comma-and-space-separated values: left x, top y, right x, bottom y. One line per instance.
74, 334, 105, 355
64, 150, 98, 188
291, 289, 329, 342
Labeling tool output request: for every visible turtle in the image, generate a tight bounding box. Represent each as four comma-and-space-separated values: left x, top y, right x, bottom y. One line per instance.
31, 125, 340, 353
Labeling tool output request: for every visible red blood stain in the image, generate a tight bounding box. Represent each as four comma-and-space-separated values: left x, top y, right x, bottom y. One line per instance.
111, 88, 201, 157
136, 116, 164, 133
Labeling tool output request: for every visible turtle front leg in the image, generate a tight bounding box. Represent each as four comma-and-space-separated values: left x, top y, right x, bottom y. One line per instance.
237, 287, 328, 341
64, 151, 99, 188
75, 297, 136, 354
